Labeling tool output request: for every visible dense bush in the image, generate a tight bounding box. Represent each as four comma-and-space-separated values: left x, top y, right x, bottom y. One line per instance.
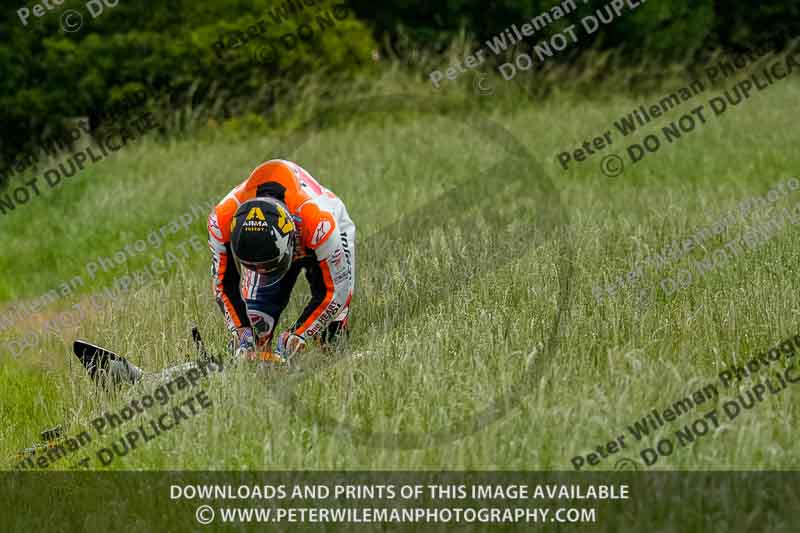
353, 0, 799, 57
0, 0, 375, 178
1, 0, 797, 183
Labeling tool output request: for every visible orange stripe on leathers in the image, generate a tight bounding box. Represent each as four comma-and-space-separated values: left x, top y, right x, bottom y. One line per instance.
295, 260, 335, 337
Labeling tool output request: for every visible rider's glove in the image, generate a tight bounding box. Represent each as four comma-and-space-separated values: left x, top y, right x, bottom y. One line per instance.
275, 331, 306, 361
233, 327, 287, 364
233, 327, 256, 361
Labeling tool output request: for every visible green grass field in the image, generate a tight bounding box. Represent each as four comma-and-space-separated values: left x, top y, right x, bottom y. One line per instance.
1, 55, 800, 478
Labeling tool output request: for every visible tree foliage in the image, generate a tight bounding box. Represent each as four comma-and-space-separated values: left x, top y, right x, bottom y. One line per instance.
1, 0, 796, 180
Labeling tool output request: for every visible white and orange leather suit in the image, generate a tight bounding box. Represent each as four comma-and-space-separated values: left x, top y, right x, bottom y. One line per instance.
207, 159, 355, 352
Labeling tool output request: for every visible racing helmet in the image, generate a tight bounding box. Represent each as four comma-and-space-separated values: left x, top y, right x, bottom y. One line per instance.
230, 197, 296, 285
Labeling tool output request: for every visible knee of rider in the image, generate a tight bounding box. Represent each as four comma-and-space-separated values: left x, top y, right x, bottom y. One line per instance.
247, 309, 276, 347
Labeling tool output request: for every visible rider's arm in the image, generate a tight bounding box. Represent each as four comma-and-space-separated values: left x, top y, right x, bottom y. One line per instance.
208, 211, 249, 332
292, 214, 352, 341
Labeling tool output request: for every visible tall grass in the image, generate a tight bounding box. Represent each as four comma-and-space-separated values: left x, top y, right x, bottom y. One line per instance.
1, 49, 800, 475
